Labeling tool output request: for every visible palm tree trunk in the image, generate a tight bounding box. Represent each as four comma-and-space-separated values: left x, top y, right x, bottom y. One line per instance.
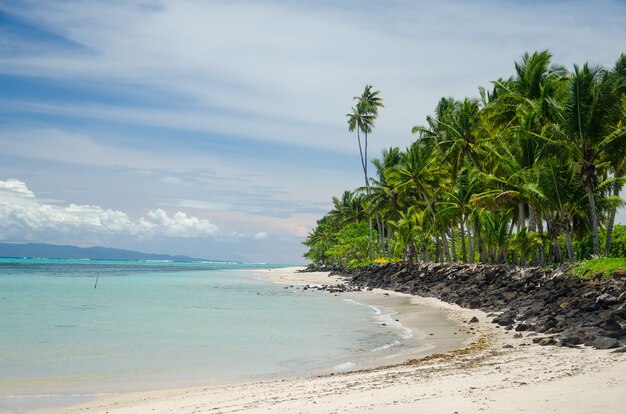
535, 209, 545, 266
423, 192, 450, 262
460, 215, 467, 263
404, 242, 415, 264
434, 237, 441, 263
442, 231, 451, 263
604, 183, 620, 257
586, 182, 601, 256
368, 219, 374, 259
468, 226, 475, 264
359, 129, 374, 258
364, 131, 368, 181
518, 202, 526, 232
356, 129, 367, 182
468, 151, 481, 173
552, 237, 562, 263
449, 227, 457, 262
478, 238, 485, 263
376, 214, 385, 256
528, 204, 536, 265
565, 227, 575, 261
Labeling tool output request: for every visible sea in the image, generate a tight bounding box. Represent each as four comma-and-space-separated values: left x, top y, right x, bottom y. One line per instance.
0, 258, 417, 412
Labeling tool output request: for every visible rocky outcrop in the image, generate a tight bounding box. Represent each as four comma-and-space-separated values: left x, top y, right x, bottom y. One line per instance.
336, 263, 626, 350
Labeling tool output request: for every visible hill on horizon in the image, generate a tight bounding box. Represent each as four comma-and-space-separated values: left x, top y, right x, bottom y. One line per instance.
0, 242, 225, 262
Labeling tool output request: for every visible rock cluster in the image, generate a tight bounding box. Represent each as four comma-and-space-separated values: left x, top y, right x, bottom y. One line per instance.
284, 283, 361, 294
337, 263, 626, 350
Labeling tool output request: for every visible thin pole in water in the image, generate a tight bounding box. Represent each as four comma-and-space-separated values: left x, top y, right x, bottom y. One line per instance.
94, 272, 99, 289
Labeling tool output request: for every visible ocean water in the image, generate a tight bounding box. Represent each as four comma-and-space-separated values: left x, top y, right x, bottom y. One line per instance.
0, 259, 414, 409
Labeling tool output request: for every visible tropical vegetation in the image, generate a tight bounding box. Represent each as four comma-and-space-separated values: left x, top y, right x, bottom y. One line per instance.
304, 51, 626, 268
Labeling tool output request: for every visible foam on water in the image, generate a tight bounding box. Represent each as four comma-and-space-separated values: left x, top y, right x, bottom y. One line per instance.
371, 340, 402, 352
333, 361, 356, 371
344, 298, 414, 348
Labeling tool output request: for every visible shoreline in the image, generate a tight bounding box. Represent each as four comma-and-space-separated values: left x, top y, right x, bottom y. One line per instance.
258, 267, 481, 369
28, 266, 626, 413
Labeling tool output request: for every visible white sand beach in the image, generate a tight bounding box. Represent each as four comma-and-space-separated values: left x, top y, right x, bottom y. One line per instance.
37, 267, 626, 414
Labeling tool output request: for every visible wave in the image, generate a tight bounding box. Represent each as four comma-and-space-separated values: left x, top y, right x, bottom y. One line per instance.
371, 340, 401, 352
333, 361, 356, 371
343, 298, 414, 341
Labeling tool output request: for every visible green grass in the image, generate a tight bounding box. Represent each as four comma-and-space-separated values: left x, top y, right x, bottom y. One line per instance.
571, 258, 626, 279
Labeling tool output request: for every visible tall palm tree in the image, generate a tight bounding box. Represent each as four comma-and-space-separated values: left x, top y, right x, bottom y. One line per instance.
347, 85, 384, 257
346, 85, 385, 186
347, 102, 374, 187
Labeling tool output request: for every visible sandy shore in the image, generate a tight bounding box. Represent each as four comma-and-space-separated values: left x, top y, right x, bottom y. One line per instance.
37, 266, 626, 414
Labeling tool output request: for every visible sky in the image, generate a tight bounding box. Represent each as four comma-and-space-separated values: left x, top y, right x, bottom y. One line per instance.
0, 0, 625, 264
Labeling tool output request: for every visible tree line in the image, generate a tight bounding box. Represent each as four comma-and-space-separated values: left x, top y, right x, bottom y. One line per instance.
304, 50, 626, 267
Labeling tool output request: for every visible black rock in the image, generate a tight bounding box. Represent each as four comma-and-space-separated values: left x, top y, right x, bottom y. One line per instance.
336, 262, 625, 352
538, 337, 557, 346
560, 334, 584, 346
493, 311, 517, 326
515, 323, 533, 332
592, 336, 621, 350
469, 316, 480, 324
596, 293, 619, 308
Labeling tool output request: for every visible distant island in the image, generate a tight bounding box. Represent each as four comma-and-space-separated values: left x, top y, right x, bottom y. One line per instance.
0, 242, 227, 262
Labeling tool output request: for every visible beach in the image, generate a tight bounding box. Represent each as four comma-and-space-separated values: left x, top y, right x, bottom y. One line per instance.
30, 266, 626, 414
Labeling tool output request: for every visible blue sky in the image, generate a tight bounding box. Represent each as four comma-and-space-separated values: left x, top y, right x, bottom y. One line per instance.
0, 0, 625, 263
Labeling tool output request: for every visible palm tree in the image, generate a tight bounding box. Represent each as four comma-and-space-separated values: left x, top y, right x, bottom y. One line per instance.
389, 140, 452, 261
536, 158, 585, 261
485, 50, 567, 244
366, 147, 402, 256
347, 85, 384, 258
556, 63, 626, 255
346, 85, 385, 186
604, 54, 626, 256
328, 190, 366, 225
414, 97, 484, 179
436, 167, 480, 262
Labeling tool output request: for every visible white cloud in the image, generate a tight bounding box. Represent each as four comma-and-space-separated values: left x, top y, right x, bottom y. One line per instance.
0, 179, 219, 240
253, 231, 269, 240
0, 127, 354, 217
0, 179, 36, 199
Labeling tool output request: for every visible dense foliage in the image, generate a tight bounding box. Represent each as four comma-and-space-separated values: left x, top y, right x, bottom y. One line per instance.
304, 51, 626, 267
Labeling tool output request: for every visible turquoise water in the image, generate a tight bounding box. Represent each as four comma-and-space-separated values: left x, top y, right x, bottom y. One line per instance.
0, 259, 405, 403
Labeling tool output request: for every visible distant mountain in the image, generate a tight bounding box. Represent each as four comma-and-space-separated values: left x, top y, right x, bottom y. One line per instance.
0, 242, 220, 262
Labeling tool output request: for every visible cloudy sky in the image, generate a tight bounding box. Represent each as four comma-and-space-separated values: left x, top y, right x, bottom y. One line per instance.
1, 0, 625, 263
